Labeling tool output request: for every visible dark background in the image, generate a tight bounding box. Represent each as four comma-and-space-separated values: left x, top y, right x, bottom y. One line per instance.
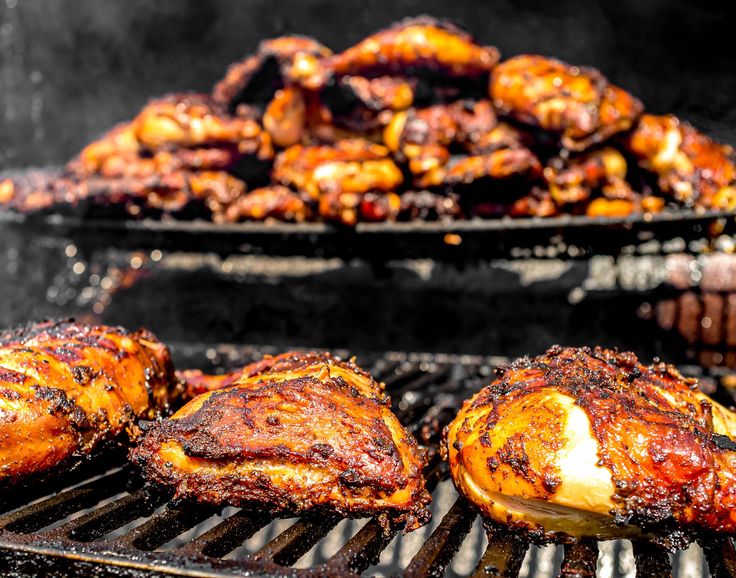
1, 0, 734, 170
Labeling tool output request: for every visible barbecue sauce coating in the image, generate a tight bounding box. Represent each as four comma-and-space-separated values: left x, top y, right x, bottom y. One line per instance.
314, 16, 499, 85
132, 352, 431, 531
626, 114, 736, 210
0, 320, 175, 485
445, 346, 736, 542
490, 55, 643, 151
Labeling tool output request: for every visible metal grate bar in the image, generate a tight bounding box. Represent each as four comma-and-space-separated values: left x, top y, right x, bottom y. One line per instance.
0, 467, 129, 534
60, 488, 166, 542
325, 518, 398, 576
632, 540, 672, 578
702, 537, 736, 578
559, 539, 599, 578
470, 525, 528, 578
178, 510, 271, 558
109, 503, 220, 551
403, 498, 477, 578
251, 513, 341, 566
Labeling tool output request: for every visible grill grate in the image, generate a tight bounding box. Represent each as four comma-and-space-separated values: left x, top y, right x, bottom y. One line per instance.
0, 347, 734, 578
1, 199, 735, 261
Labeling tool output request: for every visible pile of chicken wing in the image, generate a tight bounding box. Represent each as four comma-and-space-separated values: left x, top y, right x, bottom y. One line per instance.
2, 16, 734, 224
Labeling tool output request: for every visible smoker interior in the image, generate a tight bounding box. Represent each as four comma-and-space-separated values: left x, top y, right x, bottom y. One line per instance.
0, 344, 733, 578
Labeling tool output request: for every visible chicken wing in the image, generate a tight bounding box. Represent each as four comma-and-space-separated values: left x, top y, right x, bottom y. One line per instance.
216, 185, 311, 223
490, 55, 643, 151
272, 139, 403, 202
445, 346, 736, 541
0, 320, 175, 486
314, 16, 499, 86
213, 36, 332, 110
626, 114, 736, 210
132, 93, 269, 156
131, 351, 431, 530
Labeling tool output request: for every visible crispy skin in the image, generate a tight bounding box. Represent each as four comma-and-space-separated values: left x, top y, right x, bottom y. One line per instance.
132, 352, 430, 530
132, 93, 268, 154
445, 346, 736, 542
384, 100, 498, 157
218, 185, 311, 223
45, 170, 246, 217
338, 76, 415, 113
273, 139, 403, 201
491, 55, 643, 151
316, 16, 499, 84
68, 127, 243, 180
544, 147, 631, 206
420, 147, 542, 189
213, 36, 332, 109
626, 114, 736, 209
509, 187, 559, 218
0, 320, 174, 485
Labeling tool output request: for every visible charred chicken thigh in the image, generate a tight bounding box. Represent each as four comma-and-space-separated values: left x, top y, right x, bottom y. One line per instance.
0, 320, 174, 486
445, 346, 736, 541
132, 351, 431, 530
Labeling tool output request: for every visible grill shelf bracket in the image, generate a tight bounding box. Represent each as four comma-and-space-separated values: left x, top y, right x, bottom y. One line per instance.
0, 347, 734, 578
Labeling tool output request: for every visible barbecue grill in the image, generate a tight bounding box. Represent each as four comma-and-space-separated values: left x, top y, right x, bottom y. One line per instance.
0, 345, 733, 578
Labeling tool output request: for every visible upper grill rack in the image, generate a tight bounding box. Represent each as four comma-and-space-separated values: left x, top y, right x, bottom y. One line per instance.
1, 200, 734, 261
0, 347, 734, 578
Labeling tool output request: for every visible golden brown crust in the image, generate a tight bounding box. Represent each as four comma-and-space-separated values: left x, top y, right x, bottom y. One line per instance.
272, 139, 403, 201
626, 114, 736, 209
0, 319, 175, 485
132, 351, 430, 530
316, 16, 499, 85
446, 346, 736, 541
218, 185, 311, 223
490, 55, 643, 151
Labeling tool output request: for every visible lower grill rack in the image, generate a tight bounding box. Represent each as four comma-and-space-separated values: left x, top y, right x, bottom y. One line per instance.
0, 348, 734, 578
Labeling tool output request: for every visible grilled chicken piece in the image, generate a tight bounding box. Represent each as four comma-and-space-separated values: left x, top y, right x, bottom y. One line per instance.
445, 346, 736, 541
69, 128, 243, 180
131, 351, 431, 530
509, 187, 559, 218
0, 320, 174, 486
313, 16, 499, 86
214, 36, 332, 110
543, 147, 631, 206
273, 139, 403, 203
132, 94, 270, 156
419, 147, 542, 190
626, 114, 736, 210
491, 55, 643, 151
320, 76, 416, 135
217, 185, 311, 223
34, 170, 245, 217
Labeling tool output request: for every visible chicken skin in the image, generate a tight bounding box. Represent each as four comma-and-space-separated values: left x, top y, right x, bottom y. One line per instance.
626, 114, 736, 210
445, 346, 736, 541
213, 36, 332, 110
490, 55, 643, 151
216, 185, 311, 223
314, 16, 499, 86
131, 94, 270, 156
131, 351, 431, 530
0, 320, 174, 486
